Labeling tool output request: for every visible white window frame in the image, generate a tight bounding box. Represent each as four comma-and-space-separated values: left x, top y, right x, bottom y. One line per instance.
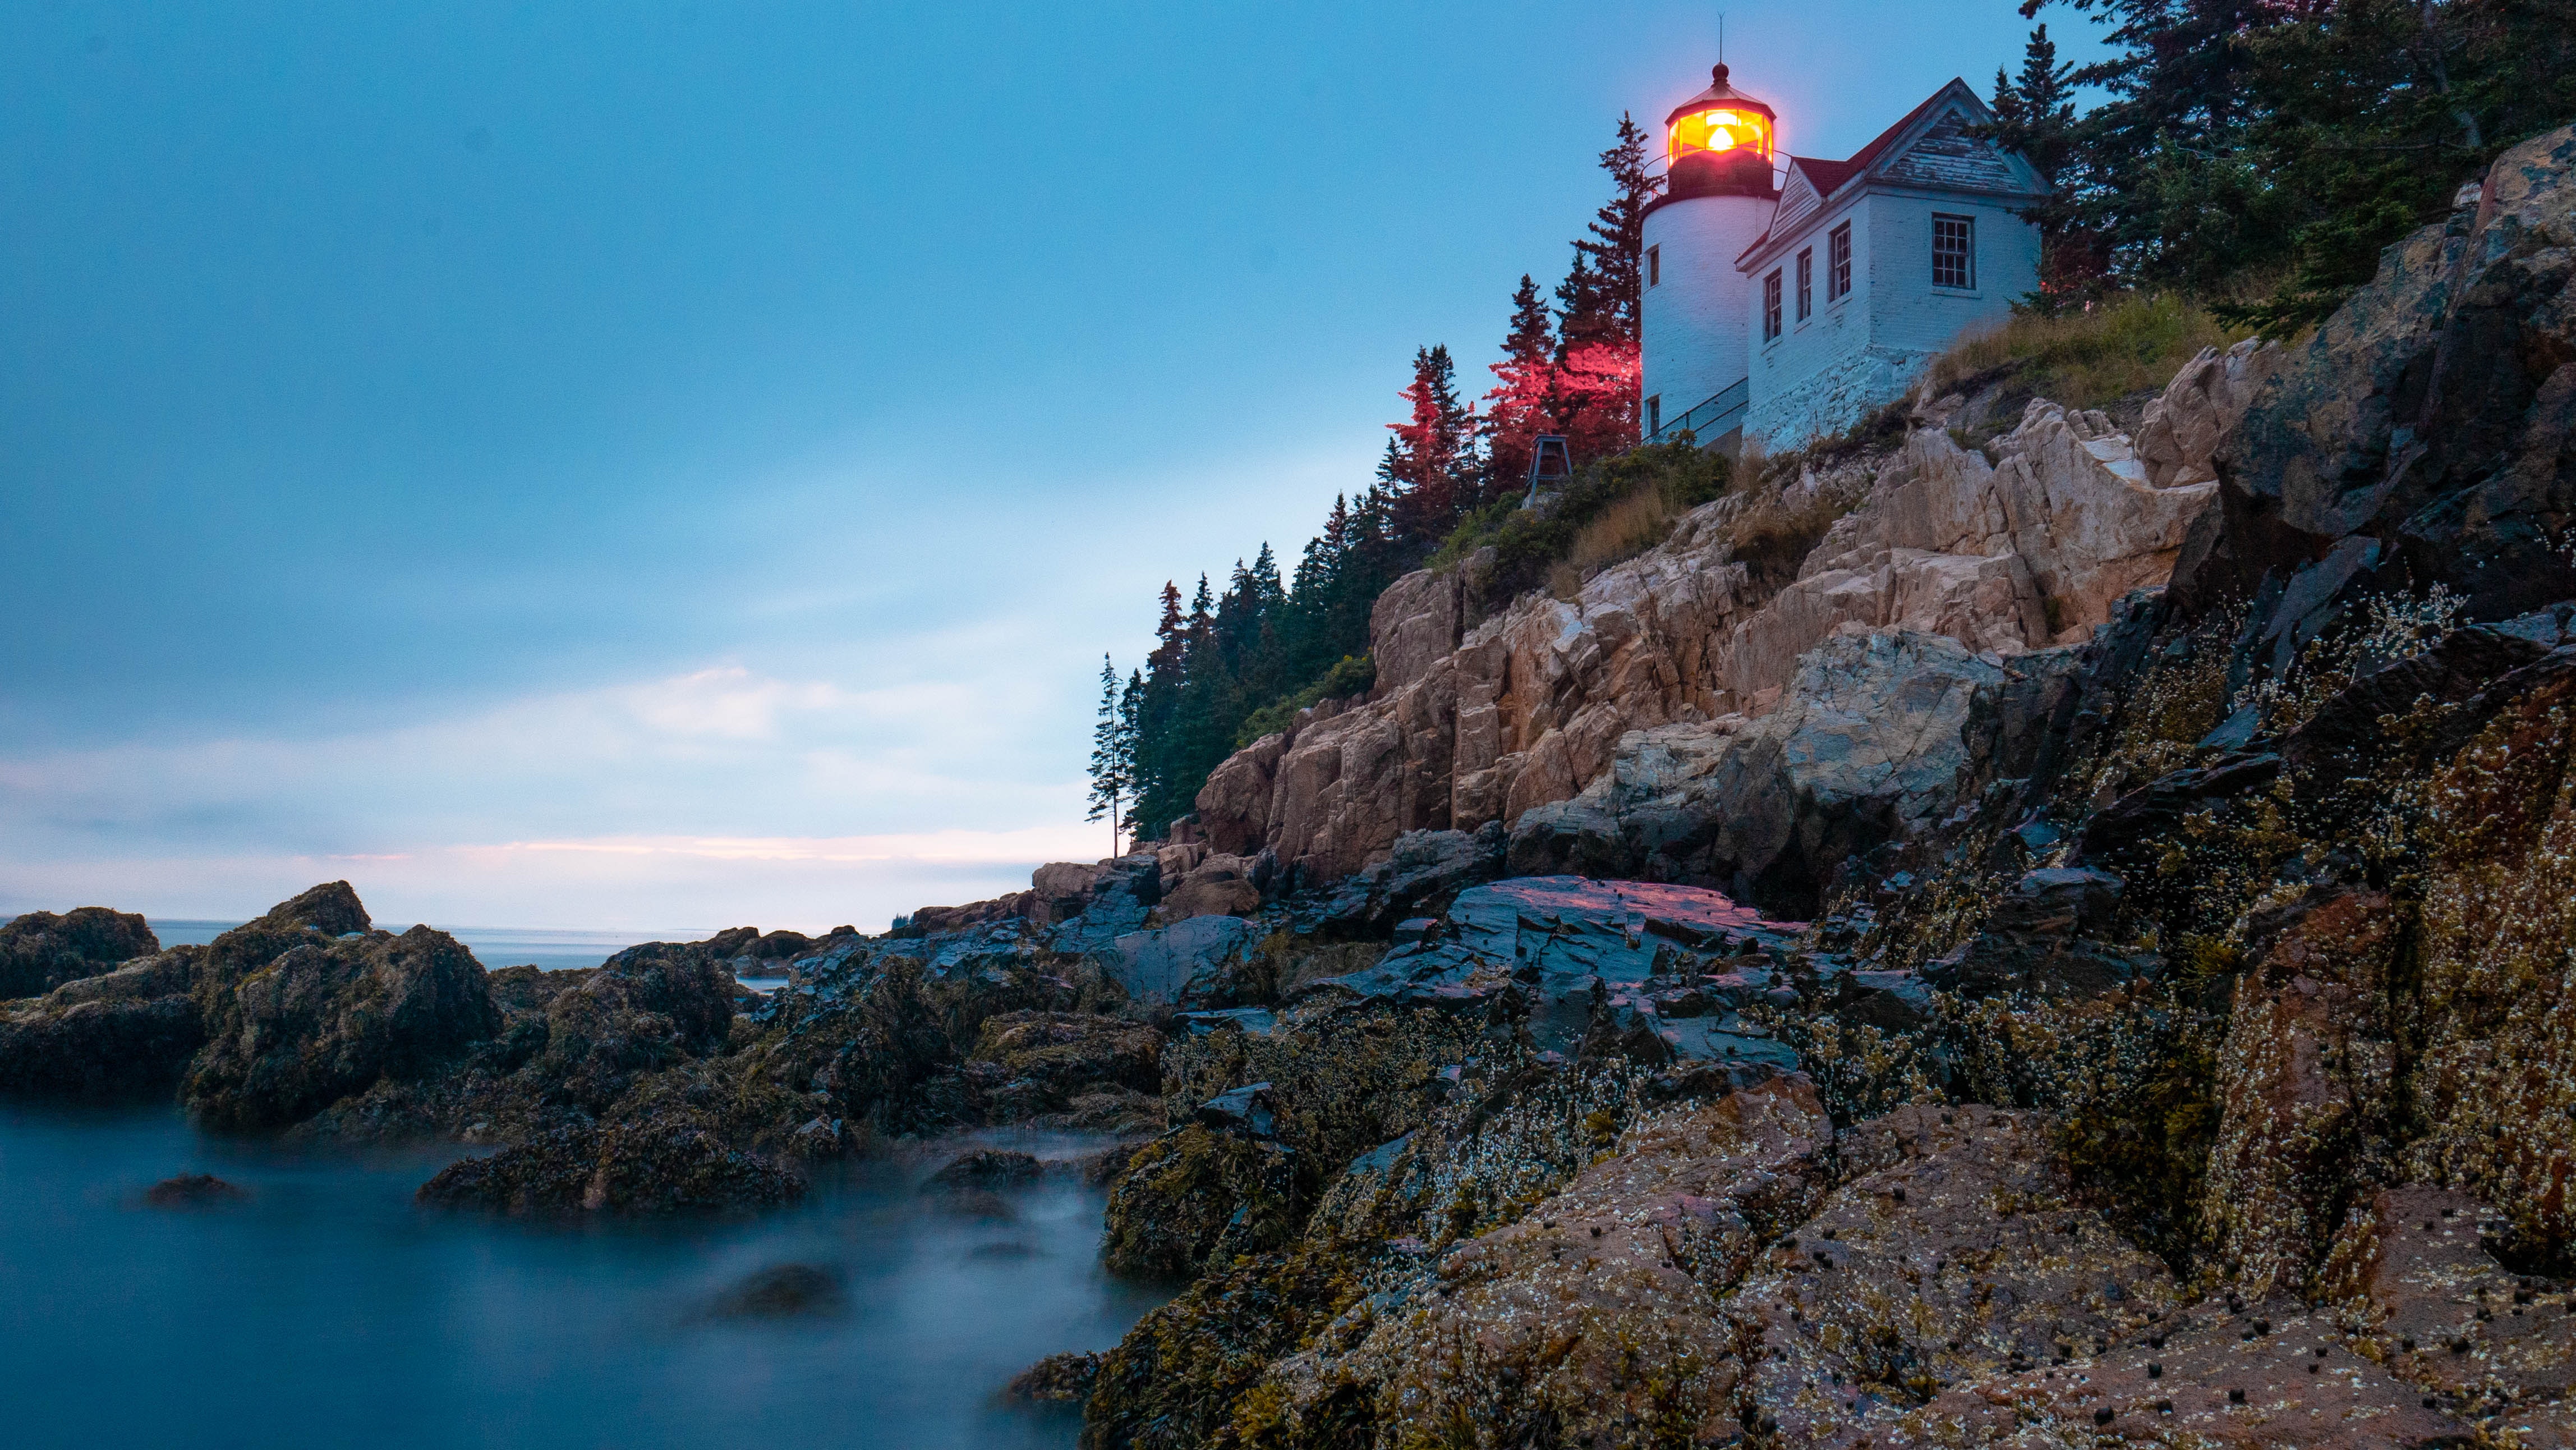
1795, 248, 1813, 322
1932, 213, 1976, 291
1828, 222, 1852, 301
1762, 269, 1783, 342
1646, 244, 1660, 288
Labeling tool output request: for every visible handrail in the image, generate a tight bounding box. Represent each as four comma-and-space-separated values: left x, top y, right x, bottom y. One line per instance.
1649, 378, 1749, 446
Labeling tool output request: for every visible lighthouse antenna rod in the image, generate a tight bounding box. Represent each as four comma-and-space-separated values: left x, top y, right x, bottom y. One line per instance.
1718, 13, 1724, 66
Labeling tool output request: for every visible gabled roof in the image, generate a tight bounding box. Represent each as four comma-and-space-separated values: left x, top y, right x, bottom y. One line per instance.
1732, 78, 2041, 273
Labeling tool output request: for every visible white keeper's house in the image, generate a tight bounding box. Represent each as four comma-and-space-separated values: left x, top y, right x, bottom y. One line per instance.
1639, 65, 2046, 452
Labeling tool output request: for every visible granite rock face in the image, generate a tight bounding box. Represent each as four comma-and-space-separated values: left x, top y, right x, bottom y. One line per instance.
0, 906, 160, 1000
1192, 369, 2236, 893
1511, 631, 2083, 914
2176, 123, 2576, 630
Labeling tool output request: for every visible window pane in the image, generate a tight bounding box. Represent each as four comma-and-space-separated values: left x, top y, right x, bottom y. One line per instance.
1829, 223, 1851, 299
1796, 249, 1812, 321
1933, 214, 1974, 290
1763, 270, 1782, 339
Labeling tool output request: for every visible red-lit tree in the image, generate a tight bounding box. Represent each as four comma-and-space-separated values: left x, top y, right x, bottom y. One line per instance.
1481, 274, 1559, 498
1382, 344, 1476, 543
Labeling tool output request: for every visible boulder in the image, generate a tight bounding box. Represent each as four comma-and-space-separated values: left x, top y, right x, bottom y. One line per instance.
415, 1118, 804, 1215
702, 1263, 847, 1319
0, 906, 159, 1000
1156, 852, 1262, 921
0, 947, 206, 1099
1100, 1114, 1300, 1279
1514, 631, 2083, 915
145, 1172, 246, 1208
1292, 822, 1505, 938
965, 1011, 1161, 1128
182, 921, 500, 1134
923, 1149, 1043, 1191
1105, 914, 1257, 1008
1924, 866, 2160, 999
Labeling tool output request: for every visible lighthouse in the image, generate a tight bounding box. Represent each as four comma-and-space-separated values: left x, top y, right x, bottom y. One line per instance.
1639, 63, 1778, 446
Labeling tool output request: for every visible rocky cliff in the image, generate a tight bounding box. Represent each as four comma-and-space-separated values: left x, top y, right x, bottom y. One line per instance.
1194, 342, 2269, 912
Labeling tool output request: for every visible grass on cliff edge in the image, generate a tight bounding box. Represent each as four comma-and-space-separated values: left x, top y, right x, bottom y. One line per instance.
1425, 440, 1733, 612
1919, 291, 2253, 424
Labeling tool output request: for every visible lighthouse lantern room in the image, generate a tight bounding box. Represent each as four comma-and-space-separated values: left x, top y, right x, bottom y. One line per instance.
1639, 64, 1780, 447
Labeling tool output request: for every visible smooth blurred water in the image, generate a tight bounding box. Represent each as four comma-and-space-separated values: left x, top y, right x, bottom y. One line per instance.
0, 1105, 1160, 1449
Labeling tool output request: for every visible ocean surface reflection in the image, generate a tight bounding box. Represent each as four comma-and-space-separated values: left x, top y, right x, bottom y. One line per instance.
0, 1105, 1160, 1449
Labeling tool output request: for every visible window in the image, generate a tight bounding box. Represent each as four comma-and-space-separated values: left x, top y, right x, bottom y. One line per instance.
1763, 269, 1782, 341
1646, 394, 1661, 436
1795, 248, 1813, 322
1828, 223, 1852, 299
1646, 244, 1660, 288
1933, 213, 1975, 289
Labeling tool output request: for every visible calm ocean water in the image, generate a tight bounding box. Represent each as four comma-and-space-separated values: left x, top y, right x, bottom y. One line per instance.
0, 1105, 1160, 1450
148, 920, 693, 975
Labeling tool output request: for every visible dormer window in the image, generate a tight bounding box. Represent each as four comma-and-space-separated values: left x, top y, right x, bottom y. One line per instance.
1933, 214, 1975, 290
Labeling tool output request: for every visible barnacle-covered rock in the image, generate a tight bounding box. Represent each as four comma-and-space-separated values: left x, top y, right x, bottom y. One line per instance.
2201, 889, 2405, 1300
1729, 1104, 2182, 1446
0, 946, 206, 1099
182, 921, 499, 1134
1241, 1079, 1837, 1449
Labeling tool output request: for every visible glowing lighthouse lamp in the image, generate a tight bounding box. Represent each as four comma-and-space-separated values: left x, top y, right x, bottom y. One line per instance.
1640, 63, 1779, 445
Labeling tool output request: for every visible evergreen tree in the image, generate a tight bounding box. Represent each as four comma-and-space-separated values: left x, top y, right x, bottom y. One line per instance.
1567, 113, 1655, 347
1983, 24, 2099, 306
1482, 274, 1562, 497
1083, 653, 1131, 850
1384, 344, 1477, 541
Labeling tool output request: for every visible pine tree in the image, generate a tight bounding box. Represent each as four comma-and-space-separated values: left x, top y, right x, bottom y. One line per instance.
1084, 653, 1131, 850
1482, 274, 1561, 498
1384, 345, 1476, 542
1982, 24, 2099, 305
1567, 113, 1655, 346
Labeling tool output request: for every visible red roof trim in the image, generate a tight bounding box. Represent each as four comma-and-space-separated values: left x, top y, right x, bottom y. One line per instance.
1731, 79, 1985, 269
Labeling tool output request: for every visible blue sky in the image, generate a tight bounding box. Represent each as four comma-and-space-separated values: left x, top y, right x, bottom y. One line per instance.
1, 1, 2105, 933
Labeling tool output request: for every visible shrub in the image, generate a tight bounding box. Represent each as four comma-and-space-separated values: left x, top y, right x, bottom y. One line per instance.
1231, 654, 1377, 748
1428, 439, 1732, 611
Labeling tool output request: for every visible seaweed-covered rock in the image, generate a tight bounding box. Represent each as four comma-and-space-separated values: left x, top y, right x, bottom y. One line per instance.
0, 947, 206, 1099
0, 906, 159, 1000
415, 1117, 804, 1215
966, 1011, 1161, 1130
183, 923, 499, 1134
1007, 1350, 1103, 1406
1100, 1113, 1300, 1279
1244, 1079, 1837, 1448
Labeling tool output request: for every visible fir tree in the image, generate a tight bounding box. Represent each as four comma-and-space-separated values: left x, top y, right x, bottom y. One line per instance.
1384, 344, 1477, 540
1566, 113, 1655, 347
1083, 653, 1132, 850
1482, 274, 1561, 497
1982, 24, 2099, 306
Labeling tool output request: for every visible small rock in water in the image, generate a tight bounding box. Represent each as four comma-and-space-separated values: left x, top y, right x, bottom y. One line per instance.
704, 1263, 847, 1319
1004, 1351, 1102, 1405
145, 1173, 246, 1208
923, 1150, 1043, 1191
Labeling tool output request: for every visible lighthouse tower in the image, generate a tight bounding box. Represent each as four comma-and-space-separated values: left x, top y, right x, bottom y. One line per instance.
1640, 64, 1778, 444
